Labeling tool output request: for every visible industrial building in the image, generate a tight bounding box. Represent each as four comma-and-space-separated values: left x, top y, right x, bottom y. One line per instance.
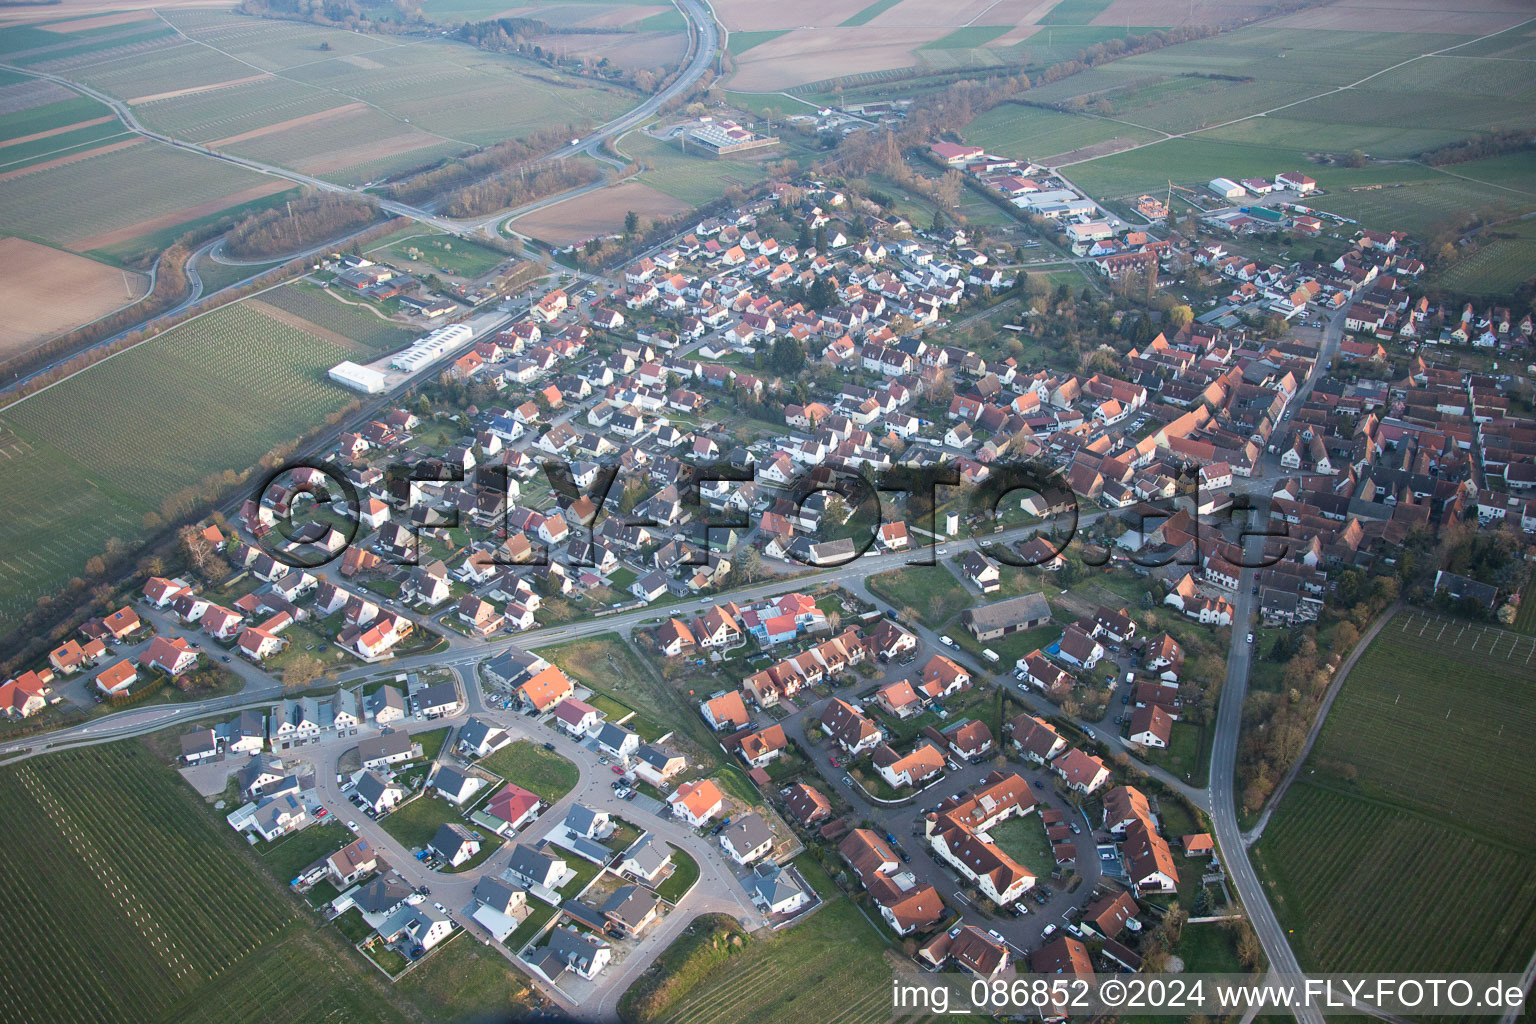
684, 119, 779, 157
1208, 177, 1246, 200
328, 361, 389, 394
390, 323, 474, 372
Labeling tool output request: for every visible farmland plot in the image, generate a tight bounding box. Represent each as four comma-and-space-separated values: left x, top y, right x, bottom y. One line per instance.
1, 301, 353, 507
0, 742, 414, 1024
0, 301, 351, 614
261, 282, 419, 352
1256, 784, 1536, 974
1255, 609, 1536, 974
0, 138, 272, 251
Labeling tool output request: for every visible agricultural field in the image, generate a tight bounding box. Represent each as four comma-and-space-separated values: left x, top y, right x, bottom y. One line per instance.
965, 16, 1536, 234
0, 138, 278, 257
621, 132, 773, 207
1308, 610, 1536, 846
648, 897, 907, 1024
259, 281, 419, 353
511, 177, 691, 245
0, 742, 411, 1024
1254, 609, 1536, 973
1255, 784, 1536, 974
0, 236, 146, 360
478, 739, 579, 804
0, 301, 353, 617
963, 102, 1160, 163
1434, 217, 1536, 296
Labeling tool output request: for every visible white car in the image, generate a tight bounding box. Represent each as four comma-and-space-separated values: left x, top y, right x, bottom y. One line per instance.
939, 635, 956, 647
347, 821, 358, 831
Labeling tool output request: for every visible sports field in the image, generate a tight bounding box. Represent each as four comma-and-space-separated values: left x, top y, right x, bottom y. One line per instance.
0, 742, 411, 1024
1254, 609, 1536, 973
0, 301, 353, 620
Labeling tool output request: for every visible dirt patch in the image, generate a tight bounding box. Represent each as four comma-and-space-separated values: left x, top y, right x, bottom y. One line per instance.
0, 115, 116, 151
207, 102, 366, 149
71, 180, 290, 250
511, 180, 690, 245
127, 74, 272, 106
0, 137, 140, 183
47, 10, 159, 31
727, 27, 936, 90
294, 129, 450, 177
0, 237, 147, 358
243, 297, 366, 352
1046, 136, 1145, 165
339, 53, 384, 69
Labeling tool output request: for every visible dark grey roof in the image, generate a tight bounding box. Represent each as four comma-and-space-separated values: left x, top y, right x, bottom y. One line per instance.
721, 813, 774, 854
358, 728, 413, 763
355, 770, 398, 807
354, 874, 411, 914
430, 822, 478, 858
417, 681, 459, 710
603, 885, 660, 928
964, 591, 1051, 630
473, 875, 522, 914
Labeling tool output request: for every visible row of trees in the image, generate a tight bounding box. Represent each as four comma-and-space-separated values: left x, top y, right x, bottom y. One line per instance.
223, 191, 378, 259
388, 125, 590, 205
442, 158, 601, 218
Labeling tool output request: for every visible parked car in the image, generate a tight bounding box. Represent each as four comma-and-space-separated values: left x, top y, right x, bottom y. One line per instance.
1246, 632, 1255, 644
347, 821, 358, 831
939, 635, 956, 647
544, 742, 557, 751
611, 764, 625, 775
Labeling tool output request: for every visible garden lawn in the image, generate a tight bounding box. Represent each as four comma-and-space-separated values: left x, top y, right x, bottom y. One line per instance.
479, 740, 578, 804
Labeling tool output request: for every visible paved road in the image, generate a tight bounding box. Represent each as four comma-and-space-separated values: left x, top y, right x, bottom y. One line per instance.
1204, 306, 1344, 1024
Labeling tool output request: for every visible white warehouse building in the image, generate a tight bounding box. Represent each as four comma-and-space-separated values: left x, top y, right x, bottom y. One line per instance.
390, 323, 474, 372
1208, 177, 1246, 200
328, 360, 389, 394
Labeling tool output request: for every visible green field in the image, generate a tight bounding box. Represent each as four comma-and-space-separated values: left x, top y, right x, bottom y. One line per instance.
479, 739, 579, 804
0, 94, 117, 142
0, 302, 352, 621
383, 233, 506, 278
963, 103, 1160, 161
1037, 0, 1113, 24
1256, 784, 1536, 974
727, 30, 788, 56
646, 899, 905, 1024
1306, 611, 1536, 845
0, 742, 413, 1024
1255, 609, 1536, 973
621, 132, 771, 207
867, 565, 975, 627
261, 282, 419, 352
839, 0, 903, 27
922, 26, 1012, 50
979, 19, 1536, 235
